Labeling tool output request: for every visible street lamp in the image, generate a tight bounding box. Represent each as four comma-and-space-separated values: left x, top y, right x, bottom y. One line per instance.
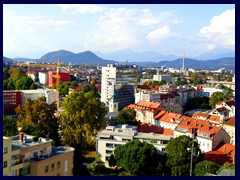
188, 140, 194, 176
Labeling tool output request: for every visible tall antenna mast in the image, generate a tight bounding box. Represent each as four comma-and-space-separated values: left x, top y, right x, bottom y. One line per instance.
182, 51, 185, 72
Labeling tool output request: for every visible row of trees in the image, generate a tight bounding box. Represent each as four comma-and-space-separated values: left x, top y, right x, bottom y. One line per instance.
3, 89, 108, 176
107, 136, 233, 176
3, 66, 37, 90
184, 87, 234, 112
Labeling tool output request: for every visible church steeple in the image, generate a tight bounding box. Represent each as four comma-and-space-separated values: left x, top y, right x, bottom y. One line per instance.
109, 83, 119, 112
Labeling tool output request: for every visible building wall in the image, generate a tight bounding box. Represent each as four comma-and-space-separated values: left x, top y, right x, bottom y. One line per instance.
3, 135, 74, 176
202, 87, 224, 98
48, 71, 70, 87
3, 91, 22, 115
21, 90, 45, 104
39, 72, 48, 85
223, 125, 235, 145
3, 137, 12, 176
101, 66, 116, 104
30, 151, 74, 176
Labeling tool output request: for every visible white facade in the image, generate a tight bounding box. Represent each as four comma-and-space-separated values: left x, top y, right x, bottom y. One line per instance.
135, 91, 161, 104
202, 87, 224, 97
153, 75, 170, 84
101, 65, 117, 105
21, 89, 57, 104
96, 124, 172, 166
21, 89, 45, 104
38, 72, 48, 85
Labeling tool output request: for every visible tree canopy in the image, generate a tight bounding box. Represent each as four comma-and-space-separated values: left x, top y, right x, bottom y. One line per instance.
15, 96, 59, 145
165, 135, 201, 176
194, 160, 220, 176
209, 92, 225, 108
116, 108, 136, 125
3, 116, 19, 136
60, 90, 108, 175
113, 140, 162, 176
184, 96, 211, 112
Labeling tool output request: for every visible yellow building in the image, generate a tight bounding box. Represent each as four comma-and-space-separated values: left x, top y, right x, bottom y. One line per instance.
3, 133, 74, 176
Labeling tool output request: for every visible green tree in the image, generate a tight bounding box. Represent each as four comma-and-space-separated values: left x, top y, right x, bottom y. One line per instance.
60, 90, 108, 175
88, 156, 106, 176
3, 116, 19, 136
216, 162, 235, 175
116, 109, 136, 125
15, 77, 34, 90
223, 87, 234, 100
114, 140, 160, 176
184, 96, 211, 112
165, 135, 201, 176
30, 83, 37, 89
15, 97, 60, 145
194, 160, 220, 176
209, 92, 225, 108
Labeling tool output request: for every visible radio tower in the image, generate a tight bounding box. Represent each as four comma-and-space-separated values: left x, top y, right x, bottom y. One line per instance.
182, 51, 185, 72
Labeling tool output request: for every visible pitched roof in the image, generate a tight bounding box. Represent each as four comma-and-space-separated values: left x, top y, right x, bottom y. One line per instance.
215, 106, 228, 113
202, 143, 235, 165
177, 118, 221, 135
224, 116, 235, 126
137, 122, 174, 137
192, 112, 209, 119
207, 115, 221, 123
154, 110, 167, 120
225, 99, 235, 107
158, 112, 181, 124
136, 100, 162, 109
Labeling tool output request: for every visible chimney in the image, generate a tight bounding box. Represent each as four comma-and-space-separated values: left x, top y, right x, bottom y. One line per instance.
19, 132, 24, 142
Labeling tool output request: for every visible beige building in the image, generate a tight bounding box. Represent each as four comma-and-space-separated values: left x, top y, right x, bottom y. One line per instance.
127, 100, 164, 124
222, 116, 235, 145
3, 133, 74, 176
96, 124, 172, 166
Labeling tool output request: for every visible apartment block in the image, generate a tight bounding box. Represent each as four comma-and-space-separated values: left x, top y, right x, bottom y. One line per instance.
3, 133, 74, 176
96, 124, 172, 166
101, 64, 138, 111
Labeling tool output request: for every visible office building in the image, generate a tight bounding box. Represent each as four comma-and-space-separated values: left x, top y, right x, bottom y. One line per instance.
101, 64, 138, 111
3, 133, 74, 176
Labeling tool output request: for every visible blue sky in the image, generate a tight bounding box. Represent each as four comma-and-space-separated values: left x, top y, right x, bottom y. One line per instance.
3, 4, 235, 59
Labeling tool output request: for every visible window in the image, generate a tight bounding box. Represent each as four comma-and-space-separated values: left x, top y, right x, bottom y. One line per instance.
3, 161, 7, 168
45, 165, 49, 173
51, 163, 55, 171
3, 147, 8, 154
57, 161, 61, 169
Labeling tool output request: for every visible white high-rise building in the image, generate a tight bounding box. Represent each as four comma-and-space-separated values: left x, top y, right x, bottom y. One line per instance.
101, 64, 138, 111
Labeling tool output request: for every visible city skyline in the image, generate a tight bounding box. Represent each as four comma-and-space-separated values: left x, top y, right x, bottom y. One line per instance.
3, 4, 235, 59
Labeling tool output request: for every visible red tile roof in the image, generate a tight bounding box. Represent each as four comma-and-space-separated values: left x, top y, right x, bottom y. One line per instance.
138, 122, 174, 137
203, 143, 235, 165
216, 106, 228, 113
192, 112, 209, 119
158, 112, 181, 124
136, 100, 162, 109
154, 110, 167, 119
177, 118, 221, 135
225, 99, 235, 107
224, 116, 235, 126
207, 115, 221, 123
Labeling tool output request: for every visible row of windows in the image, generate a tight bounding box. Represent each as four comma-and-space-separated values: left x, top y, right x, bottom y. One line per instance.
45, 161, 61, 173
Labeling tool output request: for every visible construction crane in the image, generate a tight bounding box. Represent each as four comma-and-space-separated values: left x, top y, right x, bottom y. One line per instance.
51, 58, 61, 118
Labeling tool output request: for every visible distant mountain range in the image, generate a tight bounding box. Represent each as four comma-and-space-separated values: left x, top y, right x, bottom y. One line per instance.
4, 49, 235, 70
94, 48, 180, 62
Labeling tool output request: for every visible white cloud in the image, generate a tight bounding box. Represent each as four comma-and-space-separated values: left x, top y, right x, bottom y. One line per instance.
58, 4, 106, 15
138, 18, 160, 26
3, 7, 75, 58
147, 26, 172, 43
199, 8, 235, 49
